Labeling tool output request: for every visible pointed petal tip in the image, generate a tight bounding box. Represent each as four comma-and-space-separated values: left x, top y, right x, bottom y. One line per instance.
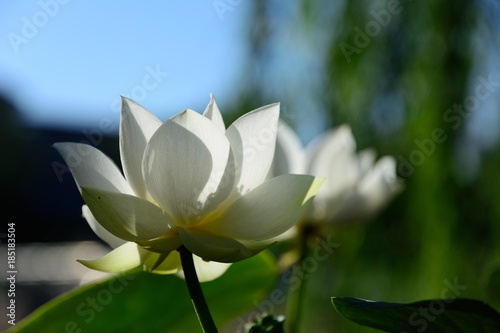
77, 242, 143, 273
52, 141, 70, 150
120, 95, 136, 103
120, 96, 135, 109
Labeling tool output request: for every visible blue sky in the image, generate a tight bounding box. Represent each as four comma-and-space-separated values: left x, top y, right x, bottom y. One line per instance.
0, 1, 250, 130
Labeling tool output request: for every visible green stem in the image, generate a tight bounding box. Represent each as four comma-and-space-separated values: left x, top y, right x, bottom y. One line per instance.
284, 224, 314, 333
178, 246, 218, 333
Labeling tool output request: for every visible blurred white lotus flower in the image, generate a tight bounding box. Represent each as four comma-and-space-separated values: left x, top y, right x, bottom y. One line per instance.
54, 95, 322, 281
271, 121, 403, 226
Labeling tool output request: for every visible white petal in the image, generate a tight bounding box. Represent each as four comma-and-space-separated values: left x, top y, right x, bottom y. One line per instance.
266, 225, 299, 243
82, 205, 125, 249
208, 175, 323, 240
120, 97, 162, 199
332, 156, 403, 223
358, 148, 376, 175
53, 142, 133, 195
143, 110, 233, 223
176, 255, 231, 282
306, 125, 356, 176
357, 156, 403, 208
203, 93, 226, 132
82, 187, 176, 243
226, 103, 280, 194
142, 251, 181, 274
178, 228, 256, 263
305, 126, 359, 201
78, 242, 143, 273
271, 121, 306, 177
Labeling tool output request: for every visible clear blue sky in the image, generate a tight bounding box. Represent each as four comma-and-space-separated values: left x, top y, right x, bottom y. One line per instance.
0, 1, 249, 130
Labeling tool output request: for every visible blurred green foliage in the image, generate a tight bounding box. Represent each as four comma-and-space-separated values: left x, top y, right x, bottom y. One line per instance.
7, 251, 278, 333
225, 0, 500, 331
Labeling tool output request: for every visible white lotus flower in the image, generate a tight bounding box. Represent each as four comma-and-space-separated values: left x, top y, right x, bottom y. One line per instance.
271, 121, 403, 226
54, 95, 322, 281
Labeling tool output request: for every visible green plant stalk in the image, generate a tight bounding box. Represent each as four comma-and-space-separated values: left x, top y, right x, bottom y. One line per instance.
284, 224, 315, 333
178, 246, 219, 333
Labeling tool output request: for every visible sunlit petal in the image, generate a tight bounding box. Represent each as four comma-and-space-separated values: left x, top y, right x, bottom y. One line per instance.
78, 242, 143, 273
120, 97, 162, 199
143, 110, 231, 222
271, 121, 306, 177
226, 103, 280, 194
176, 255, 231, 282
203, 93, 226, 132
305, 126, 359, 200
209, 175, 323, 240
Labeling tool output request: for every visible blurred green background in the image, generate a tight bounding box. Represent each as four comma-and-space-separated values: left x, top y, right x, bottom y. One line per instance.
229, 1, 500, 332
1, 1, 500, 332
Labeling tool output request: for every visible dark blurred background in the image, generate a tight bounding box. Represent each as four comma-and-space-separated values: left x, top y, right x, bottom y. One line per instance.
1, 1, 500, 332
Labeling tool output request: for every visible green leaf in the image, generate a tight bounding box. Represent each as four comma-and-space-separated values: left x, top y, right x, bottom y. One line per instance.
332, 297, 500, 333
8, 251, 278, 333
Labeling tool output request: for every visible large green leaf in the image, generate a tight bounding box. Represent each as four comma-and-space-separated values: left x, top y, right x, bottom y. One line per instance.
8, 251, 278, 333
332, 297, 500, 333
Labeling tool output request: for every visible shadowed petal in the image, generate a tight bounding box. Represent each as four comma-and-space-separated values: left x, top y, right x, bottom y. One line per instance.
53, 142, 133, 195
82, 205, 125, 249
178, 228, 258, 263
142, 250, 181, 274
82, 187, 175, 242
